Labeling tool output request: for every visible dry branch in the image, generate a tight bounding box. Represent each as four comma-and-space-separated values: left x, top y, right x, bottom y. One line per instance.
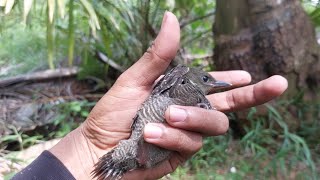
180, 11, 215, 29
0, 67, 79, 88
96, 51, 126, 72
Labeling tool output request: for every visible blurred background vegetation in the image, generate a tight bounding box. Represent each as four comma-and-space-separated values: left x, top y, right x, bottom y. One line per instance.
0, 0, 319, 179
0, 0, 215, 77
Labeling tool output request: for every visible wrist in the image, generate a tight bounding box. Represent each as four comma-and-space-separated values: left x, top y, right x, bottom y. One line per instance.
49, 125, 97, 180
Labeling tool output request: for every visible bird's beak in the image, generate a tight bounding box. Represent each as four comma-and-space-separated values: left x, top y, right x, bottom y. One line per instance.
212, 80, 232, 88
209, 80, 232, 91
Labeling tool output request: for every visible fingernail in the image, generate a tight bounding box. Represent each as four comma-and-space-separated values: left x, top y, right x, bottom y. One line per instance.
169, 106, 187, 122
144, 124, 163, 139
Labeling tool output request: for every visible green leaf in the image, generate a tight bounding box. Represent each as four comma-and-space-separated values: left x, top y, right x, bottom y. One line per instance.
47, 0, 55, 23
79, 0, 100, 30
23, 0, 33, 24
5, 0, 15, 14
70, 102, 81, 112
81, 110, 89, 117
57, 0, 65, 18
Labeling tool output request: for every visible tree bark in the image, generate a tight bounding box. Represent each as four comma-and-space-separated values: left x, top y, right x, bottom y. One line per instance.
214, 0, 320, 100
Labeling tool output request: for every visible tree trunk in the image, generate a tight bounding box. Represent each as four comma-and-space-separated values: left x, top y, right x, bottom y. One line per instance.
214, 0, 320, 100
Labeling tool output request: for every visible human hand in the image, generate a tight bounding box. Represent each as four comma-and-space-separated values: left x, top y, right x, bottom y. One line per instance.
49, 12, 288, 180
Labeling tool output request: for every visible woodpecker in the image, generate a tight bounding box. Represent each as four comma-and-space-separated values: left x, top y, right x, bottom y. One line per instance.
92, 65, 231, 180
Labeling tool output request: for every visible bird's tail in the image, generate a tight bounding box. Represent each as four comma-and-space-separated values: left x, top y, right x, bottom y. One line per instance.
91, 149, 124, 180
91, 141, 138, 180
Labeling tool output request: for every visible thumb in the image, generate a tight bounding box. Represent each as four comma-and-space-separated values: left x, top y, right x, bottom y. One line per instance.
118, 11, 180, 87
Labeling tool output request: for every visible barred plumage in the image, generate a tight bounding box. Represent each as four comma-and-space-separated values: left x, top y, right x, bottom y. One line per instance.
92, 65, 231, 179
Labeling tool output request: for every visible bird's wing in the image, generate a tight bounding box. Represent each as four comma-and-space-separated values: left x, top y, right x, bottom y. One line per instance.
152, 65, 189, 95
169, 78, 213, 109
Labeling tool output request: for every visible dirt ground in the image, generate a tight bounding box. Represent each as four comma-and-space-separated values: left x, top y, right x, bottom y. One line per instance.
0, 139, 61, 179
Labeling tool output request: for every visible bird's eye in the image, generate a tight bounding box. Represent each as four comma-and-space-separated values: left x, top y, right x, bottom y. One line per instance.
202, 75, 209, 82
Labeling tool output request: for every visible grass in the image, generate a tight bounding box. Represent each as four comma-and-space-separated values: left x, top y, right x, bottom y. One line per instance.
0, 22, 72, 77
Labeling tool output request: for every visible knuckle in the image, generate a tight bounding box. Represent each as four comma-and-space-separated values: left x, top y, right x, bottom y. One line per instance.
226, 92, 237, 110
148, 44, 172, 63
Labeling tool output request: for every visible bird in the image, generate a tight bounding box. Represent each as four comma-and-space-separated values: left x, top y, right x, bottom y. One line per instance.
92, 64, 231, 180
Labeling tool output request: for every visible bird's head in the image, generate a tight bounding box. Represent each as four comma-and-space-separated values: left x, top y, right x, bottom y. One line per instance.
186, 67, 232, 95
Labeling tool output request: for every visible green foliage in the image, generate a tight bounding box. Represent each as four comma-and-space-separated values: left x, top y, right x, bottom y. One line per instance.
92, 0, 215, 70
77, 55, 107, 80
47, 4, 55, 69
51, 100, 94, 138
174, 0, 215, 54
1, 0, 216, 76
303, 0, 320, 28
1, 0, 319, 75
1, 0, 100, 69
0, 126, 44, 151
67, 0, 75, 66
0, 24, 47, 77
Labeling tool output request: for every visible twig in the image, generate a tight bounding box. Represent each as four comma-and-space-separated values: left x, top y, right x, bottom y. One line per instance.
180, 11, 215, 29
96, 51, 126, 72
182, 28, 212, 46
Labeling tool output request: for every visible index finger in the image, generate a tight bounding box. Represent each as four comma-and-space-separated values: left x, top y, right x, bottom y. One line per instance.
208, 75, 288, 112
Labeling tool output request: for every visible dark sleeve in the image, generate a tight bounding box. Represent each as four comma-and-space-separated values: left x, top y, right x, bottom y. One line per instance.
12, 150, 75, 180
